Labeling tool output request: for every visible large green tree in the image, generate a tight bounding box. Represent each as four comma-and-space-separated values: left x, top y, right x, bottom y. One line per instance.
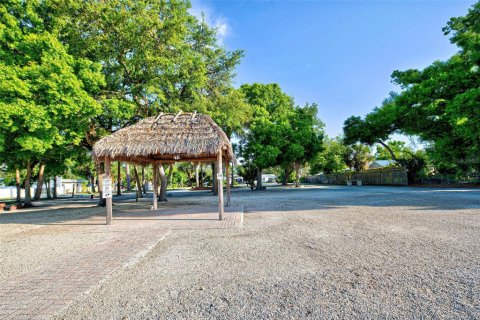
59, 0, 243, 202
0, 0, 104, 206
310, 136, 348, 174
277, 104, 324, 186
239, 83, 294, 190
344, 2, 480, 180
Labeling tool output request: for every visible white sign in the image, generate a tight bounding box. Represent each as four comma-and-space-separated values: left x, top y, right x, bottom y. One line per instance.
217, 173, 223, 180
102, 178, 112, 198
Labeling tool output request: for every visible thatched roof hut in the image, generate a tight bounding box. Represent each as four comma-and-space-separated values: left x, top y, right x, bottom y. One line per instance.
92, 112, 232, 224
92, 112, 234, 164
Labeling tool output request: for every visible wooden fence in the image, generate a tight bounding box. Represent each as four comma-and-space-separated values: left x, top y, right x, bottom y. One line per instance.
305, 168, 408, 186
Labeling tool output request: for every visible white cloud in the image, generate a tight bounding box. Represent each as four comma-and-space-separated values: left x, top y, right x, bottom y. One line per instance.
190, 0, 230, 45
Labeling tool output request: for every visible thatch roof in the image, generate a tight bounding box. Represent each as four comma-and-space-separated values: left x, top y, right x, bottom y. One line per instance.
92, 112, 234, 164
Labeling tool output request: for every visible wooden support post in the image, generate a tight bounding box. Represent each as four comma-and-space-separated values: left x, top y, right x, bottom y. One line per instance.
105, 157, 113, 225
225, 161, 231, 207
153, 162, 158, 210
217, 152, 224, 220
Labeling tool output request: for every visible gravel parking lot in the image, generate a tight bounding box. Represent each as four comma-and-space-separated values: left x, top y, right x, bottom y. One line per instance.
2, 185, 479, 319
55, 185, 479, 319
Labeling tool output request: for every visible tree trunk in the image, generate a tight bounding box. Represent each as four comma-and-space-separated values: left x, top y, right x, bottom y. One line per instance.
53, 176, 58, 199
45, 179, 52, 199
195, 163, 200, 188
133, 165, 143, 199
71, 184, 75, 197
90, 174, 96, 193
125, 164, 131, 191
200, 164, 204, 187
159, 164, 167, 201
377, 140, 398, 161
96, 162, 106, 206
212, 163, 218, 195
295, 162, 301, 187
141, 166, 147, 194
24, 161, 33, 207
282, 164, 293, 186
256, 167, 263, 191
34, 162, 45, 200
15, 167, 21, 202
117, 162, 122, 196
167, 163, 174, 189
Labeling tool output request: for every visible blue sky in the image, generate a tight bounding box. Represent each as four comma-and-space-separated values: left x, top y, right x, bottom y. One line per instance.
191, 0, 476, 137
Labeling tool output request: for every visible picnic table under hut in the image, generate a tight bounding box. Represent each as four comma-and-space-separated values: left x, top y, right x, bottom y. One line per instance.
92, 112, 235, 225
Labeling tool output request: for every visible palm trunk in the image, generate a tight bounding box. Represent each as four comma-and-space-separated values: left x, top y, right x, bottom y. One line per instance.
167, 164, 174, 189
125, 164, 131, 191
15, 167, 21, 202
231, 161, 234, 187
90, 174, 96, 193
45, 179, 52, 199
34, 162, 45, 200
133, 165, 143, 199
141, 166, 147, 194
159, 164, 167, 201
53, 176, 58, 199
295, 162, 301, 187
195, 163, 200, 188
117, 162, 122, 196
24, 161, 33, 207
256, 167, 263, 191
212, 163, 218, 195
96, 162, 106, 206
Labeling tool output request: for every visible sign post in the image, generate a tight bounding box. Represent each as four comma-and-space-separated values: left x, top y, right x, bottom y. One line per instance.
102, 178, 112, 198
104, 157, 113, 225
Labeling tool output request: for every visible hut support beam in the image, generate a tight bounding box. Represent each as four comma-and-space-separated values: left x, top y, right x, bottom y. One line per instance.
225, 161, 231, 207
105, 158, 113, 225
217, 152, 224, 220
153, 163, 158, 210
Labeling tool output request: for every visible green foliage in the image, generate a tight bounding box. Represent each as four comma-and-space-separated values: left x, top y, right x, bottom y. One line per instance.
239, 83, 293, 171
343, 144, 373, 172
60, 0, 243, 144
237, 159, 256, 189
310, 136, 348, 174
278, 104, 324, 167
375, 140, 410, 160
209, 88, 252, 139
0, 0, 103, 177
343, 2, 480, 179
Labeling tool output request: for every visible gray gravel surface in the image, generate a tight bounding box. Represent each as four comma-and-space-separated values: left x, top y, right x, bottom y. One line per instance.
51, 186, 480, 319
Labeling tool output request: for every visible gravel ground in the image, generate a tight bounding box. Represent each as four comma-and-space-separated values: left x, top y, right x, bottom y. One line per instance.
1, 186, 479, 319
46, 185, 480, 319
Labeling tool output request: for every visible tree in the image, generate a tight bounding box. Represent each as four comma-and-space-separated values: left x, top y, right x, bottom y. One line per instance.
343, 144, 373, 172
59, 0, 243, 203
375, 140, 411, 160
0, 0, 104, 206
310, 136, 348, 174
342, 2, 480, 180
343, 95, 400, 161
278, 104, 324, 186
239, 83, 294, 190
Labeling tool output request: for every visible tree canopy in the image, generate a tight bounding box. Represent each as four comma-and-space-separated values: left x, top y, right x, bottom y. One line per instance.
343, 1, 480, 179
